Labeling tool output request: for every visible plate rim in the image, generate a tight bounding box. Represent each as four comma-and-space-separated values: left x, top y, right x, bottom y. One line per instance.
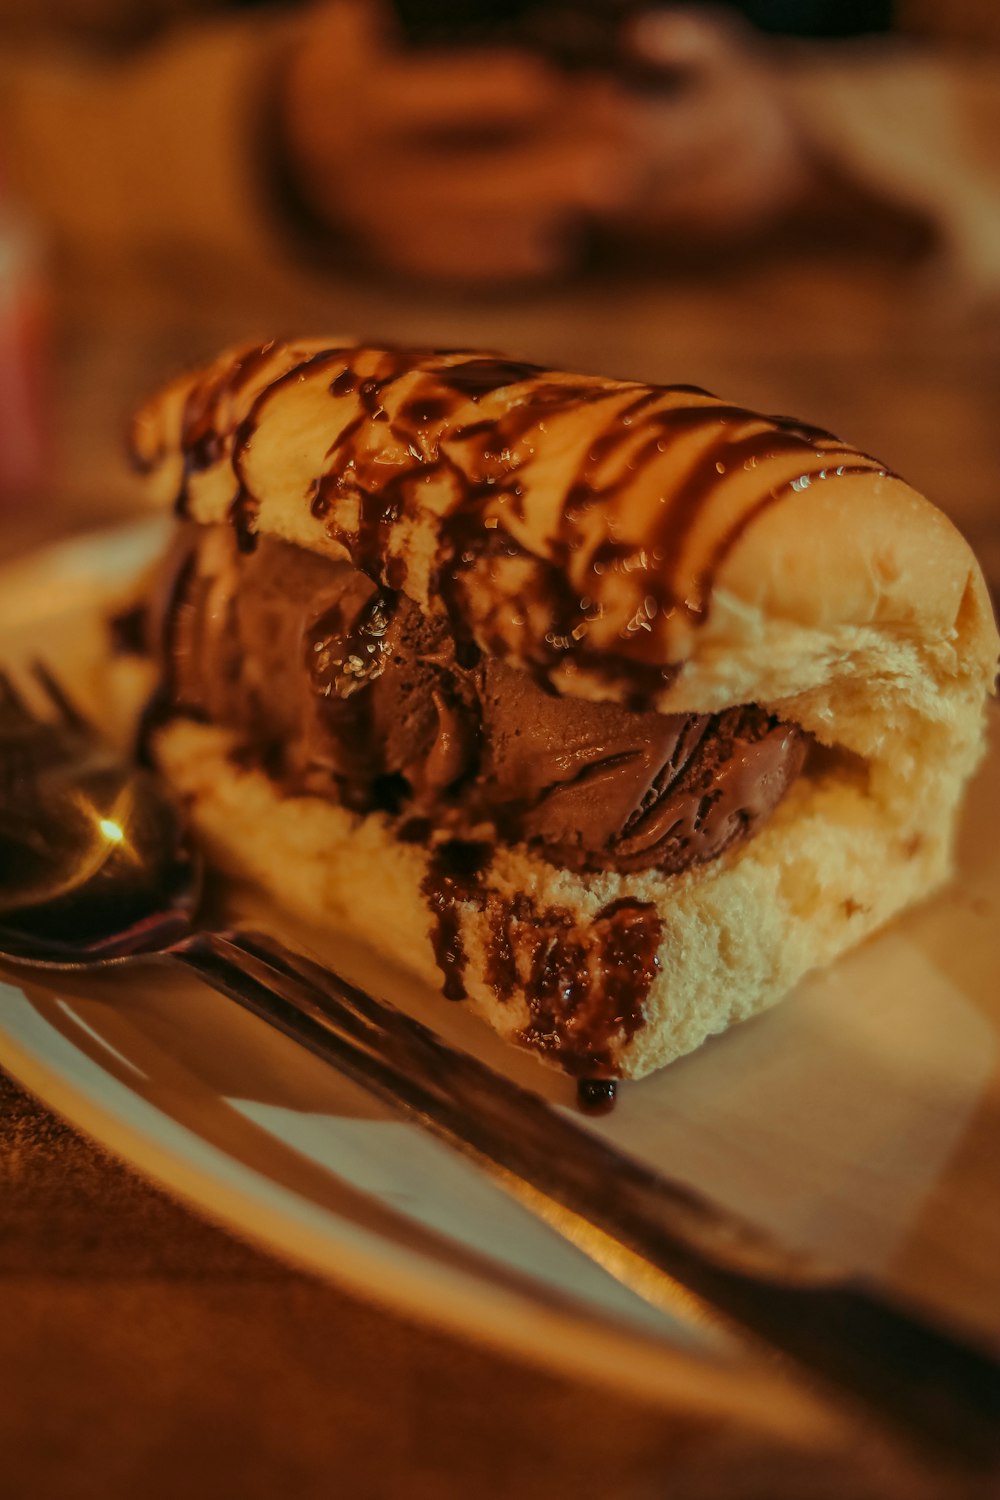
0, 980, 830, 1446
0, 520, 831, 1447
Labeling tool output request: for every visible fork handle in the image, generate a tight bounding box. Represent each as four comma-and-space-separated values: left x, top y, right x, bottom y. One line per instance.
167, 927, 1000, 1473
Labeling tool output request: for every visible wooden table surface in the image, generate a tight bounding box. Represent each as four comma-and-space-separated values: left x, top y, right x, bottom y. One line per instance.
1, 248, 998, 1499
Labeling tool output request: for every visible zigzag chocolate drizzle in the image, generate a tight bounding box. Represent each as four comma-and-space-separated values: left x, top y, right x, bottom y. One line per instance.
162, 341, 890, 709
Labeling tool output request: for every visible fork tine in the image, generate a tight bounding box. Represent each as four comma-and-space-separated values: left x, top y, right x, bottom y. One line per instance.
0, 668, 29, 715
30, 660, 91, 731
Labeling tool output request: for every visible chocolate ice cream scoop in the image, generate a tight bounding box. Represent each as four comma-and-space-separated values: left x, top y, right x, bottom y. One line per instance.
157, 529, 808, 876
302, 575, 479, 812
476, 662, 807, 873
162, 528, 479, 814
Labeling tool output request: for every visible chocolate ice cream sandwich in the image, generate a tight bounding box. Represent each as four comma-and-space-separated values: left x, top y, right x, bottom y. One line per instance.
129, 340, 998, 1081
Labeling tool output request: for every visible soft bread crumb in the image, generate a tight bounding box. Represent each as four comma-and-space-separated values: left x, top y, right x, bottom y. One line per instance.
156, 720, 956, 1080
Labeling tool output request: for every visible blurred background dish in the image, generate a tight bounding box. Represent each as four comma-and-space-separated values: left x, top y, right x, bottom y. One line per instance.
1, 1, 999, 592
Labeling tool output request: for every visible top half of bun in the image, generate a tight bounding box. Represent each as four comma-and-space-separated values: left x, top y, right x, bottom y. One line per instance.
131, 339, 997, 794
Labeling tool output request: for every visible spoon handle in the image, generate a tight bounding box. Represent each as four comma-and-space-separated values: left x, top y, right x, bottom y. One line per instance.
168, 926, 1000, 1474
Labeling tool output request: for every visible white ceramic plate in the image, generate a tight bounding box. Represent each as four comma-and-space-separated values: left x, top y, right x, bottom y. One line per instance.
1, 520, 998, 1466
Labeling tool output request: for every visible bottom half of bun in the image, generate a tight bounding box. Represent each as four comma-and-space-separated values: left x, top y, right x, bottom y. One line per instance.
152, 719, 956, 1080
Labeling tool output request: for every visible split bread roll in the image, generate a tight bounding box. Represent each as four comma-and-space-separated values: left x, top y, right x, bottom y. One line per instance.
131, 340, 998, 1081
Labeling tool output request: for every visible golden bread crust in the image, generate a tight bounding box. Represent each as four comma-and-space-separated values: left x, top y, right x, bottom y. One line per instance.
154, 717, 961, 1080
132, 339, 997, 722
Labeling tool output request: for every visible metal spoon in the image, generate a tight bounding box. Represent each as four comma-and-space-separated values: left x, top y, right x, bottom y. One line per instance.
1, 662, 998, 1473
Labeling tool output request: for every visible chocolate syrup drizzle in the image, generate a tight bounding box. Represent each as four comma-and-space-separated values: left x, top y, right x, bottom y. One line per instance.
171, 341, 285, 515
159, 339, 890, 713
420, 839, 662, 1079
422, 839, 493, 1002
154, 341, 891, 1091
305, 583, 401, 810
577, 1078, 617, 1113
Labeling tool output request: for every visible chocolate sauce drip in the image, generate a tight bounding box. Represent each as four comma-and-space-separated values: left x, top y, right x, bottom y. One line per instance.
397, 394, 453, 428
170, 343, 891, 706
577, 1078, 618, 1113
693, 461, 883, 610
172, 341, 287, 515
307, 582, 400, 808
175, 398, 222, 515
226, 341, 286, 395
309, 480, 331, 520
451, 419, 493, 443
437, 357, 545, 400
766, 412, 841, 445
550, 398, 846, 630
229, 487, 259, 554
427, 380, 622, 676
421, 839, 662, 1073
421, 840, 492, 1000
354, 481, 407, 579
358, 377, 390, 421
431, 382, 846, 692
397, 816, 433, 845
223, 348, 361, 553
636, 412, 879, 621
330, 368, 358, 399
559, 900, 658, 1073
507, 895, 662, 1076
433, 504, 528, 662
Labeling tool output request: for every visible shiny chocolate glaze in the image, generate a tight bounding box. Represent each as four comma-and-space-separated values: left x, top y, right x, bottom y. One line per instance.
147, 342, 890, 711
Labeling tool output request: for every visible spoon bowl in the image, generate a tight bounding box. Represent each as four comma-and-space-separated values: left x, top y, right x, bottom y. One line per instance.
0, 667, 197, 952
